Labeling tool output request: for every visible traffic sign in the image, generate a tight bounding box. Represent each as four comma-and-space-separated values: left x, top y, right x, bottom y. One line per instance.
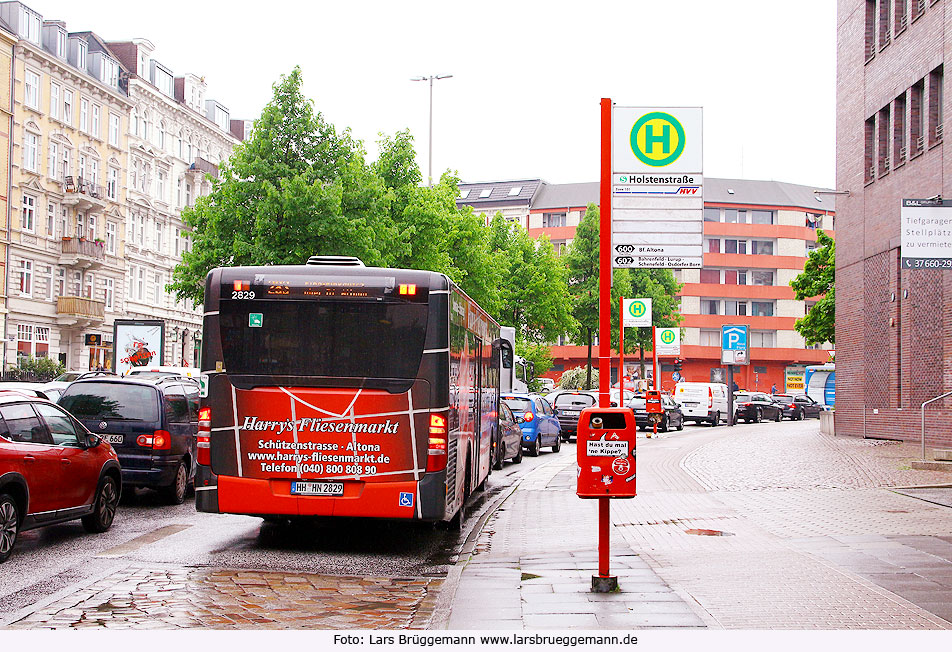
721, 324, 749, 365
654, 327, 680, 355
623, 298, 652, 328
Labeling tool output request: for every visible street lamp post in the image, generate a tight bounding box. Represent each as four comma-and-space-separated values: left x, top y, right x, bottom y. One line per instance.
411, 74, 452, 186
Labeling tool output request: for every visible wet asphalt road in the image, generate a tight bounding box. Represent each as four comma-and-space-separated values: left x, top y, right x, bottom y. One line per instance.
0, 437, 582, 624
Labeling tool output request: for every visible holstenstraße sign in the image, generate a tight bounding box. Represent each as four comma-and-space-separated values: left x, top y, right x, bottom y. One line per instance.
613, 108, 702, 174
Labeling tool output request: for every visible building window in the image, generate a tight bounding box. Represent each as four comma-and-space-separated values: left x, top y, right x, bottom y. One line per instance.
750, 330, 776, 348
157, 170, 166, 202
24, 69, 39, 109
864, 114, 876, 182
83, 273, 94, 299
699, 269, 720, 284
109, 114, 120, 146
63, 89, 72, 125
894, 91, 907, 165
751, 301, 774, 317
17, 325, 49, 360
878, 104, 890, 174
699, 329, 720, 347
106, 222, 117, 255
55, 267, 65, 297
92, 104, 101, 138
930, 65, 944, 146
23, 131, 38, 172
49, 82, 60, 119
76, 39, 87, 70
895, 0, 908, 33
19, 260, 33, 296
136, 267, 145, 301
703, 207, 720, 222
104, 278, 114, 311
155, 221, 164, 252
542, 212, 566, 228
153, 272, 164, 306
707, 239, 720, 254
723, 209, 748, 224
87, 214, 96, 241
701, 299, 720, 315
60, 147, 71, 181
865, 0, 876, 60
751, 270, 774, 286
725, 239, 747, 255
47, 202, 55, 236
17, 6, 40, 43
59, 206, 68, 239
185, 182, 192, 207
48, 142, 57, 178
878, 0, 891, 50
751, 240, 774, 256
21, 195, 36, 232
751, 210, 774, 225
80, 98, 88, 132
107, 167, 118, 200
137, 215, 145, 246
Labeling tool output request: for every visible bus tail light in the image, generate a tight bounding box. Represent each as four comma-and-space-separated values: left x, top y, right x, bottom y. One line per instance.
137, 430, 172, 450
197, 406, 212, 466
426, 413, 448, 473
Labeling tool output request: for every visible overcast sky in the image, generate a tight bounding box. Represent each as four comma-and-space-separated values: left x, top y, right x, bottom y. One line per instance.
33, 0, 836, 189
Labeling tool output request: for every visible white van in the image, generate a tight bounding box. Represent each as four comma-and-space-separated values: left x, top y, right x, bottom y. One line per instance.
674, 382, 729, 426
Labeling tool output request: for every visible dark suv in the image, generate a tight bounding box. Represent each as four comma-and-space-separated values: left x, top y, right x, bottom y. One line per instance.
548, 390, 598, 442
58, 377, 198, 504
0, 391, 121, 563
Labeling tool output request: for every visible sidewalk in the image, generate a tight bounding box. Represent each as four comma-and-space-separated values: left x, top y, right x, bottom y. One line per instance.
443, 423, 952, 630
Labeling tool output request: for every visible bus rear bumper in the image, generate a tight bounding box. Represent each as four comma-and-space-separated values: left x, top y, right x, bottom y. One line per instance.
215, 473, 448, 520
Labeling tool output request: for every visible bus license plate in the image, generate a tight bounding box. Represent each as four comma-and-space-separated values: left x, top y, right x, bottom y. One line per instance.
291, 481, 344, 496
103, 434, 123, 444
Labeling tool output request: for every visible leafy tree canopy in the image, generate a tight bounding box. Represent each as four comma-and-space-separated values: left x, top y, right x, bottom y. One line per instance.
790, 230, 835, 345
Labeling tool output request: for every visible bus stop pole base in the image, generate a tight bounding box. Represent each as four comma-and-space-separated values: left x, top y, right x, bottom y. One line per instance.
593, 497, 618, 592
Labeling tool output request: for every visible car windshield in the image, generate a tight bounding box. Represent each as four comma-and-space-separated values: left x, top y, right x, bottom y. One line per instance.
629, 398, 647, 410
59, 383, 159, 421
502, 397, 532, 412
554, 393, 596, 408
54, 372, 80, 382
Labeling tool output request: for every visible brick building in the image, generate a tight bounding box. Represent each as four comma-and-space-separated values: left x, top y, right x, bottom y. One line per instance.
458, 177, 834, 393
836, 0, 952, 447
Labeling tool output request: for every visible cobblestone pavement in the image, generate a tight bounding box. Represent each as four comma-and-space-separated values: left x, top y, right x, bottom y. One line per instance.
612, 422, 952, 628
7, 566, 441, 629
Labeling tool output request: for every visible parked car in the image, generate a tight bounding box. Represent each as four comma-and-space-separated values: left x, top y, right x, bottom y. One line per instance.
0, 390, 121, 563
492, 402, 524, 469
628, 394, 684, 432
539, 378, 556, 392
674, 382, 729, 426
53, 371, 115, 383
610, 388, 636, 408
771, 394, 829, 420
733, 392, 783, 423
58, 377, 199, 504
125, 366, 201, 380
0, 382, 51, 400
501, 393, 562, 455
548, 390, 598, 442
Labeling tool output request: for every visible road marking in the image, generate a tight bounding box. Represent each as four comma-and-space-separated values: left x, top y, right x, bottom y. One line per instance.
95, 524, 193, 558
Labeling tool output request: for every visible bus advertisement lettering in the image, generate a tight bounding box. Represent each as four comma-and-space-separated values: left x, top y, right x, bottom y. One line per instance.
232, 386, 424, 481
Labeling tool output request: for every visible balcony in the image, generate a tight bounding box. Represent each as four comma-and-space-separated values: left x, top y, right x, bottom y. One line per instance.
59, 237, 105, 270
56, 295, 105, 327
62, 176, 107, 211
188, 156, 219, 179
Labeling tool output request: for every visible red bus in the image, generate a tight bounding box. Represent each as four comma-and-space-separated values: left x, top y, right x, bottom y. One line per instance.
194, 256, 502, 525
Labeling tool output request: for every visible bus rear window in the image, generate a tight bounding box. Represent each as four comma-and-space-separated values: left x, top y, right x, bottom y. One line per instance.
219, 299, 428, 379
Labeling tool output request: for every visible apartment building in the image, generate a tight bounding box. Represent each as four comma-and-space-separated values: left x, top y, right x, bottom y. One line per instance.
1, 1, 132, 370
106, 38, 239, 367
0, 24, 14, 366
458, 177, 834, 392
836, 0, 952, 446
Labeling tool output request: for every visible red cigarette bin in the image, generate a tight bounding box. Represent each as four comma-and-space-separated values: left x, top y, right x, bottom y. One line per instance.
576, 407, 637, 498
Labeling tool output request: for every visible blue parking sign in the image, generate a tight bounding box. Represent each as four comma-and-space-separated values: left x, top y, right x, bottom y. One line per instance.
721, 325, 748, 351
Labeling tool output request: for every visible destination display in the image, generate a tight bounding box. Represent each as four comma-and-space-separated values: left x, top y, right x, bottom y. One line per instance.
220, 274, 428, 301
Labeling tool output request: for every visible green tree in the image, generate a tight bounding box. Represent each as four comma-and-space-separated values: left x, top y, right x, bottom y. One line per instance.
564, 204, 632, 387
516, 340, 553, 393
790, 230, 835, 345
170, 67, 396, 304
489, 215, 575, 344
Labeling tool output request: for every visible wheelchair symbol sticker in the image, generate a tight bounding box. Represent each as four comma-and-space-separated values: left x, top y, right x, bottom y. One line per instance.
399, 492, 414, 507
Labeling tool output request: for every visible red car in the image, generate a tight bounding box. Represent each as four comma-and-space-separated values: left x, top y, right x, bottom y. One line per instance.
0, 391, 122, 563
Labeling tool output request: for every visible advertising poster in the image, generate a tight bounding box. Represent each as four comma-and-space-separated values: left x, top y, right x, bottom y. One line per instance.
113, 320, 165, 377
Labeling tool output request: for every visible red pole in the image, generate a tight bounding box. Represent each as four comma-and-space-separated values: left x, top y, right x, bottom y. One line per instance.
598, 98, 612, 582
619, 296, 624, 403
598, 98, 612, 409
651, 325, 659, 438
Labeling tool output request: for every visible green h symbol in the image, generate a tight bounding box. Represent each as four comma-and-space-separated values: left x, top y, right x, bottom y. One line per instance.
644, 123, 671, 154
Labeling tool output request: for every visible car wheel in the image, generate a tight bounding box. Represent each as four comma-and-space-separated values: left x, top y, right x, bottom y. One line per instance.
512, 443, 523, 464
774, 409, 782, 422
492, 437, 505, 470
798, 410, 805, 421
0, 493, 19, 564
710, 412, 719, 427
676, 415, 684, 431
163, 461, 188, 505
660, 416, 669, 433
529, 436, 541, 457
552, 435, 561, 453
82, 475, 119, 533
754, 408, 762, 423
